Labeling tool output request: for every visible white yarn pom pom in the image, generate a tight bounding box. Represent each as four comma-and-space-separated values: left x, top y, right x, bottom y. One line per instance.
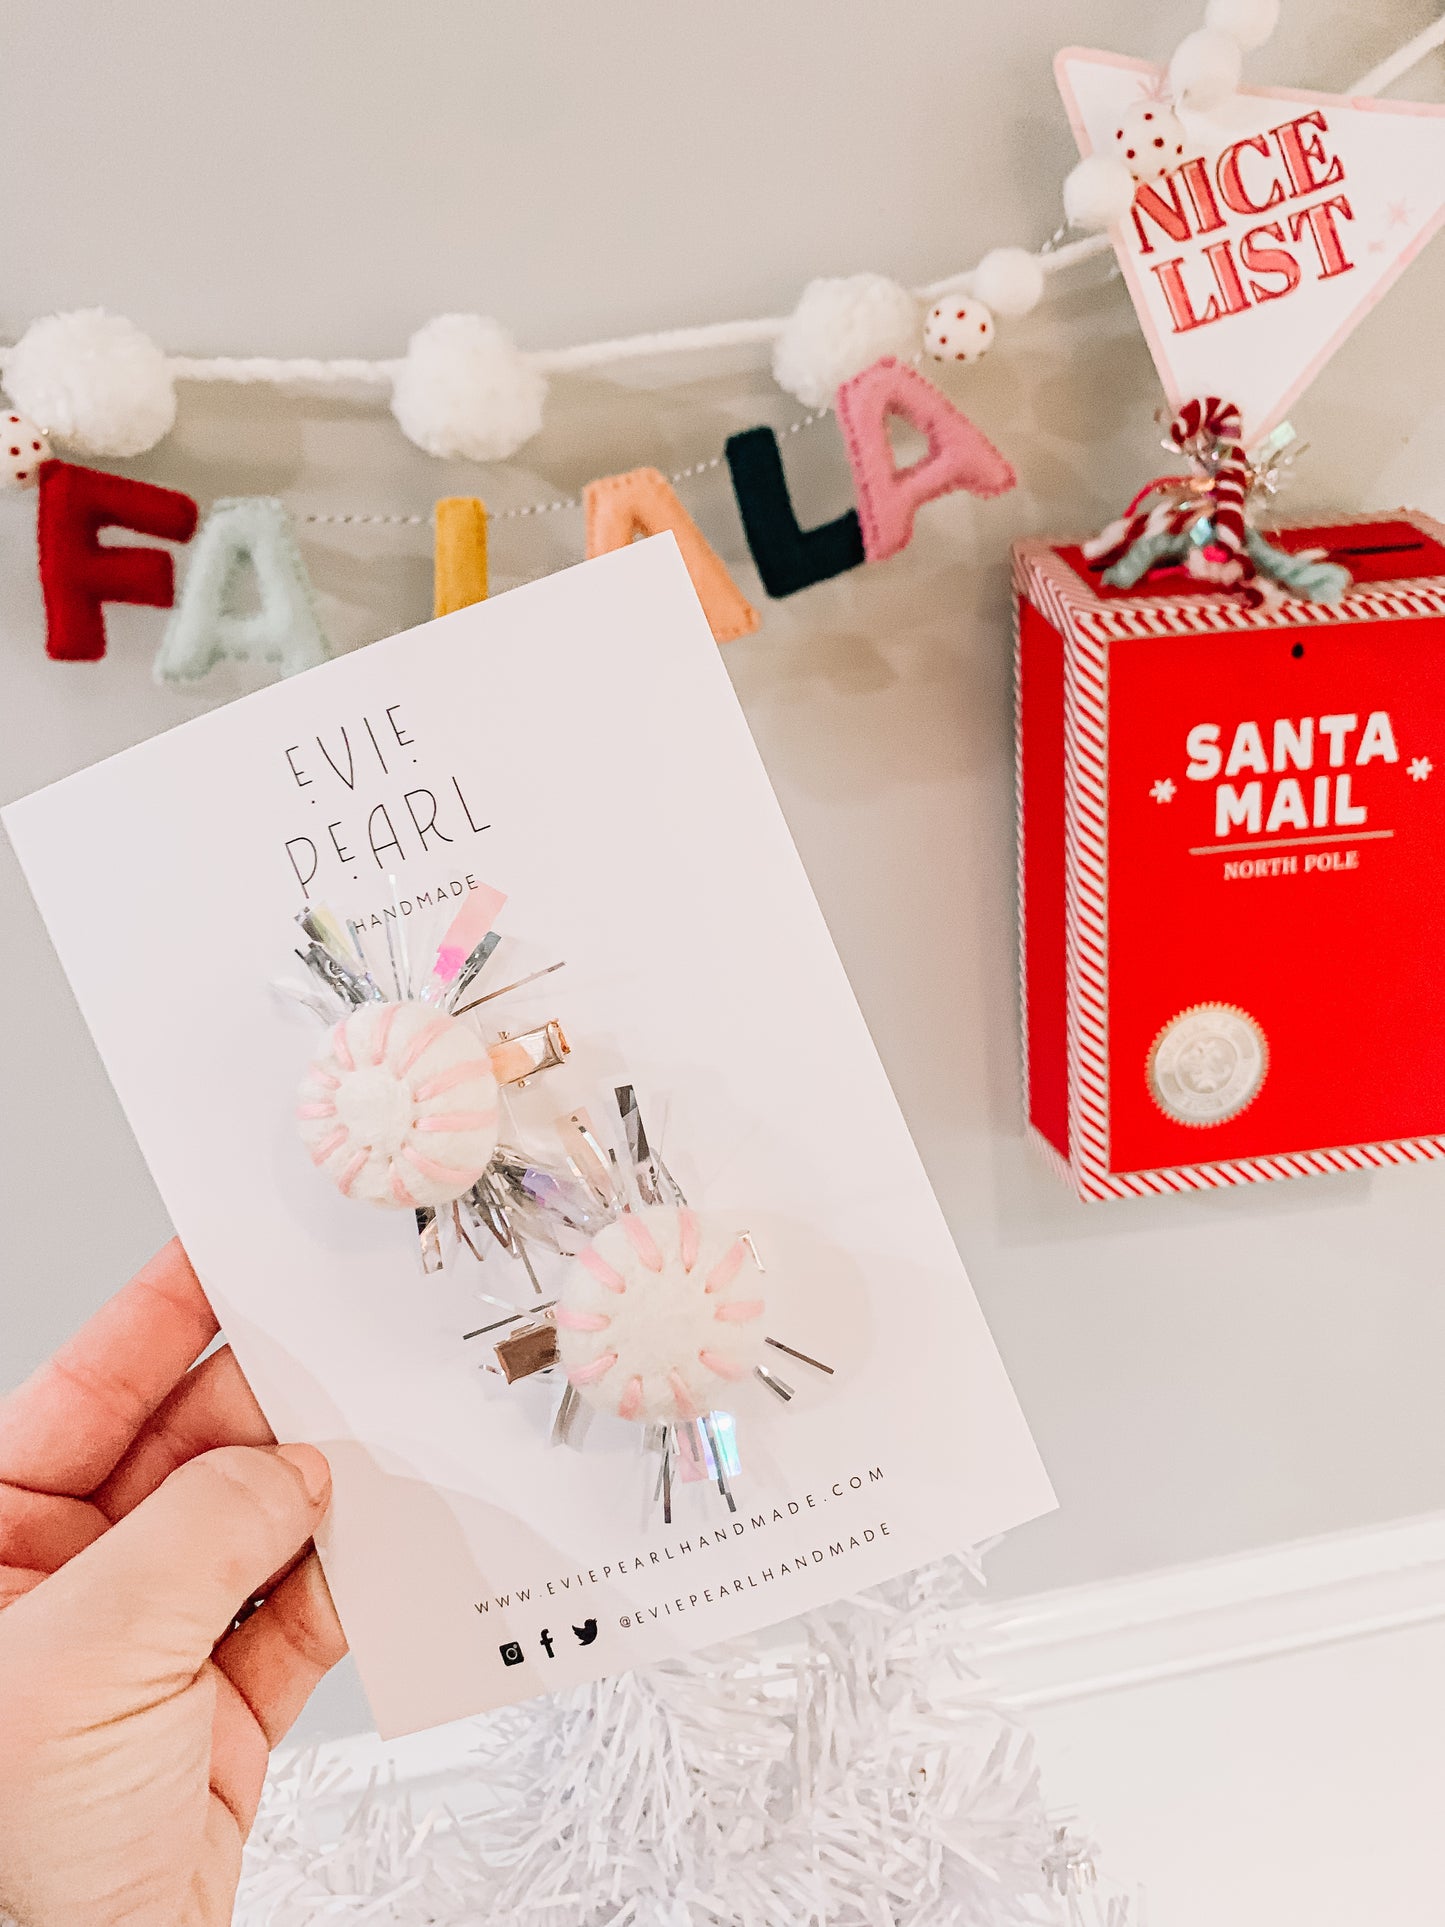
971, 247, 1046, 319
1205, 0, 1280, 50
1064, 155, 1140, 229
0, 411, 50, 488
1169, 27, 1244, 111
390, 314, 547, 462
773, 274, 920, 409
4, 309, 175, 457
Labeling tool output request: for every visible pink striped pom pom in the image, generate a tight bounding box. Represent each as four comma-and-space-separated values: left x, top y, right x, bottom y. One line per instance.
555, 1207, 770, 1425
296, 1000, 500, 1210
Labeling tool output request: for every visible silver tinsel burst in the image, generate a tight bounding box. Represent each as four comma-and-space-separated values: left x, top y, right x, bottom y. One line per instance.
237, 1555, 1139, 1927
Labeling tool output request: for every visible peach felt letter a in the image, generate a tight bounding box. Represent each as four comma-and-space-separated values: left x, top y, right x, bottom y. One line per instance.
584, 467, 758, 643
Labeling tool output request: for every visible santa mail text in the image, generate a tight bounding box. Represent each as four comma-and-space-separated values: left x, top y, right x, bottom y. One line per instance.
1184, 710, 1399, 839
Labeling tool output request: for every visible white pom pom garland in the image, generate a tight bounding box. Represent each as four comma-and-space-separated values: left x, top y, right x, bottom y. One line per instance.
1204, 0, 1280, 51
297, 1001, 500, 1209
1064, 155, 1140, 230
971, 247, 1046, 319
0, 410, 50, 489
390, 314, 548, 462
772, 274, 920, 409
1113, 102, 1189, 182
558, 1209, 767, 1424
4, 309, 175, 458
1169, 27, 1244, 111
923, 297, 995, 363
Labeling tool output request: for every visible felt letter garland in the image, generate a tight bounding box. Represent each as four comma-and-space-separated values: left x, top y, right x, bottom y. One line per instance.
724, 426, 865, 598
584, 467, 759, 643
835, 357, 1017, 562
29, 366, 1024, 672
434, 496, 489, 616
37, 460, 198, 661
154, 496, 330, 684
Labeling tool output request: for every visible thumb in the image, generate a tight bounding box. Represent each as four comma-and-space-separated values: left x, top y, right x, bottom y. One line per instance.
46, 1443, 332, 1685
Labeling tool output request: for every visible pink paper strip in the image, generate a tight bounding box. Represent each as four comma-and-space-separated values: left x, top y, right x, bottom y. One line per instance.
430, 881, 508, 985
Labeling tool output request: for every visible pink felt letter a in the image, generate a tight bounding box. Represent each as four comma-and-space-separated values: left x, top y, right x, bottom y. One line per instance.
835, 357, 1016, 562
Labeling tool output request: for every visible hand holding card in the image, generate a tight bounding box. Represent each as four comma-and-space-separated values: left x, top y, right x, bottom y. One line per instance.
4, 535, 1052, 1736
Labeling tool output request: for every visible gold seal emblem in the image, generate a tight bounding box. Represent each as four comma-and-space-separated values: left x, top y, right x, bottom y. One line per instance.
1147, 1004, 1268, 1127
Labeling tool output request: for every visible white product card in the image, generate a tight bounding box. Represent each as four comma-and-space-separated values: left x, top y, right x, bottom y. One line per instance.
5, 537, 1052, 1736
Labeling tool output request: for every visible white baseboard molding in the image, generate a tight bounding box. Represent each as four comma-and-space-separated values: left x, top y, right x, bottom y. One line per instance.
304, 1510, 1445, 1791
975, 1510, 1445, 1711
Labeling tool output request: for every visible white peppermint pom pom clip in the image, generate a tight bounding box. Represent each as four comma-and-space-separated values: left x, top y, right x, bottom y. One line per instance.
555, 1200, 833, 1522
557, 1209, 770, 1427
289, 887, 573, 1243
467, 1086, 834, 1521
298, 1001, 502, 1209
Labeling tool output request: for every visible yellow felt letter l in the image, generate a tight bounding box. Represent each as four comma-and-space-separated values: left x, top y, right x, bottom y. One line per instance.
434, 496, 488, 617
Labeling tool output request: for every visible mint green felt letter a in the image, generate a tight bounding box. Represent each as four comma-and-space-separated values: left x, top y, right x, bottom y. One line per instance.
154, 496, 330, 683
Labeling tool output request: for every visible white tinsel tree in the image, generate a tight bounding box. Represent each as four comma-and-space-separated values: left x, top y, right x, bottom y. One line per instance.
237, 1556, 1138, 1926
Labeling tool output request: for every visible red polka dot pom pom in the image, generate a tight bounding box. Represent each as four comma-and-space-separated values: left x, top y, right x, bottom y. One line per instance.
923, 297, 995, 365
0, 410, 50, 489
1113, 101, 1188, 183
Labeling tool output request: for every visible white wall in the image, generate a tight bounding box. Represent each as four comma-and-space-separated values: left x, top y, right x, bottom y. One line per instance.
4, 0, 1445, 1741
984, 1513, 1445, 1927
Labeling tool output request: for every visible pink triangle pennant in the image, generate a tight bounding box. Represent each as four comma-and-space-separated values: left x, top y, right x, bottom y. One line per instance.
1056, 48, 1445, 444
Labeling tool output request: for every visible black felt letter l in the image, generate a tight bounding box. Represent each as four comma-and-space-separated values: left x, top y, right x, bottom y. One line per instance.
725, 426, 865, 600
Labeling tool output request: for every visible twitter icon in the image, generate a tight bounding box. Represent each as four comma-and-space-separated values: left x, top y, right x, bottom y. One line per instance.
572, 1618, 599, 1647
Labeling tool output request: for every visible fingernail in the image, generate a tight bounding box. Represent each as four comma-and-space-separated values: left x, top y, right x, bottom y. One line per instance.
276, 1442, 332, 1507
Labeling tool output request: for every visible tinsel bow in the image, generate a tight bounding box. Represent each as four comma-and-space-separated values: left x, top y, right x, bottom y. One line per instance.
1084, 396, 1352, 609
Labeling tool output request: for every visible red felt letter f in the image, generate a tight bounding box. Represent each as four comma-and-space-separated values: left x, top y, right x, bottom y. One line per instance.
37, 460, 199, 661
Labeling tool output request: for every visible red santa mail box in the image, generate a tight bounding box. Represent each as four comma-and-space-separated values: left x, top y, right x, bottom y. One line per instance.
1015, 511, 1445, 1200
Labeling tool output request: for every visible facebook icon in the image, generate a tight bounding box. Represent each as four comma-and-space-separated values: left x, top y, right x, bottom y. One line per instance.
539, 1628, 556, 1658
